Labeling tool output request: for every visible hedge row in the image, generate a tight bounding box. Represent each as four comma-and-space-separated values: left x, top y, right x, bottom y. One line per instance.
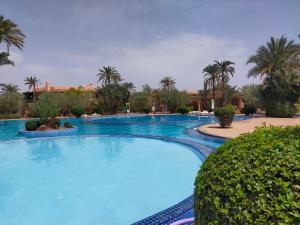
194, 126, 300, 224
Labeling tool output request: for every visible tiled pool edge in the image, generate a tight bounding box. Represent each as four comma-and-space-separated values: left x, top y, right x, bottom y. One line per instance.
131, 132, 220, 225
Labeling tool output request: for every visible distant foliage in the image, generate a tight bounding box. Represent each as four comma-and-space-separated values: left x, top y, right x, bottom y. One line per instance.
240, 84, 263, 108
160, 89, 189, 113
247, 36, 300, 117
0, 93, 23, 114
265, 101, 296, 118
214, 105, 235, 128
63, 121, 73, 128
194, 126, 300, 225
25, 120, 39, 131
177, 106, 190, 114
240, 104, 257, 116
71, 105, 85, 118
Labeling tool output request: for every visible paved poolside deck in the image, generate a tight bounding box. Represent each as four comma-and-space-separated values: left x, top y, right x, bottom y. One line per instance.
198, 117, 300, 139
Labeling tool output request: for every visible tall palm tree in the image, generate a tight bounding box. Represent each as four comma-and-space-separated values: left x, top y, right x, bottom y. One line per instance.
24, 76, 40, 101
0, 52, 14, 66
160, 76, 175, 92
214, 60, 235, 106
121, 82, 135, 102
0, 83, 19, 94
97, 66, 122, 86
247, 36, 300, 84
202, 64, 220, 101
151, 88, 160, 110
0, 15, 25, 53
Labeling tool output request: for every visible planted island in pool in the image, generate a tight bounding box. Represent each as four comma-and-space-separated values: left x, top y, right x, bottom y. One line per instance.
19, 119, 77, 138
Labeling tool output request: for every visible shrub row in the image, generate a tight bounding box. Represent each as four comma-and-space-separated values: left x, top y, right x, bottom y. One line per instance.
266, 101, 296, 118
240, 104, 257, 116
25, 120, 73, 131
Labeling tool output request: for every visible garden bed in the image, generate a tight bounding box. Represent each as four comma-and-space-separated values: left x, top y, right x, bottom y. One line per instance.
18, 126, 78, 138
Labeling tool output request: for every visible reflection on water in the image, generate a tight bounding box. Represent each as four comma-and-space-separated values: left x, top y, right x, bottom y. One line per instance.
28, 140, 63, 163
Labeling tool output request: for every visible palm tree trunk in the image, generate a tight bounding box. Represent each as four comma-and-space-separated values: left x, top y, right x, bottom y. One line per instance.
33, 85, 37, 101
222, 74, 225, 107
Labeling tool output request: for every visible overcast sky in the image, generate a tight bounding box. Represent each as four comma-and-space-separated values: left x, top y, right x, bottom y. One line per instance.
1, 0, 299, 91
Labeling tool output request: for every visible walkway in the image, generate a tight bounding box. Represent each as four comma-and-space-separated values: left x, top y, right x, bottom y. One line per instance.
198, 117, 300, 139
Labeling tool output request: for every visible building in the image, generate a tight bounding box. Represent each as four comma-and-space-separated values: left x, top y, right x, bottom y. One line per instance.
36, 81, 96, 92
185, 89, 244, 110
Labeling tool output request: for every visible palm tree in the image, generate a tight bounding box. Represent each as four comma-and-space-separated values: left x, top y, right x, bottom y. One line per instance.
151, 88, 160, 111
24, 76, 40, 101
0, 52, 14, 66
0, 15, 25, 53
247, 36, 300, 84
214, 60, 235, 106
160, 76, 175, 92
97, 66, 122, 86
202, 64, 220, 101
0, 83, 19, 94
121, 82, 135, 102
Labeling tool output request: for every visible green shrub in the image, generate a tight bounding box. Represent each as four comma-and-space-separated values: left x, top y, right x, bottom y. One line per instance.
0, 114, 21, 119
266, 101, 296, 118
142, 107, 151, 114
63, 121, 73, 128
214, 105, 235, 128
240, 104, 257, 116
177, 106, 190, 114
25, 120, 39, 131
48, 118, 60, 129
194, 126, 300, 225
71, 105, 85, 118
0, 93, 23, 114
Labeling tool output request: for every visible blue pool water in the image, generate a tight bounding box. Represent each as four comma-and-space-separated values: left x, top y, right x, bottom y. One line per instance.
0, 115, 249, 225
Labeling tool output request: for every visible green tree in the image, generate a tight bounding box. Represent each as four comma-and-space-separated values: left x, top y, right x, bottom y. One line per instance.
0, 93, 23, 114
214, 60, 235, 106
247, 36, 300, 117
0, 15, 25, 53
97, 66, 122, 86
24, 76, 40, 101
240, 84, 263, 108
247, 36, 300, 82
0, 83, 19, 94
121, 82, 135, 103
202, 64, 220, 101
160, 76, 175, 92
0, 52, 14, 66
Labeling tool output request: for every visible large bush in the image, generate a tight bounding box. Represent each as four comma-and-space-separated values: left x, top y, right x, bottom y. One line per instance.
177, 106, 190, 114
194, 126, 300, 225
0, 93, 23, 114
71, 105, 85, 118
214, 105, 235, 128
240, 104, 257, 116
266, 101, 296, 118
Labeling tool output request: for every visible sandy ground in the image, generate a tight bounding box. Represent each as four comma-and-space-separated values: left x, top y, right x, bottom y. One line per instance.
198, 117, 300, 139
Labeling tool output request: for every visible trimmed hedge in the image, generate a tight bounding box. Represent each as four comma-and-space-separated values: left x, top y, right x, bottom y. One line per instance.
0, 114, 21, 119
241, 104, 257, 116
177, 106, 190, 114
194, 126, 300, 225
214, 105, 235, 128
266, 101, 296, 118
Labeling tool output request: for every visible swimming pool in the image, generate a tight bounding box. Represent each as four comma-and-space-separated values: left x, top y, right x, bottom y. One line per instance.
0, 115, 248, 225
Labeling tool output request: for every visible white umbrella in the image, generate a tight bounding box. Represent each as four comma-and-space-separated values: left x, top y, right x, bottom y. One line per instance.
211, 99, 215, 110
